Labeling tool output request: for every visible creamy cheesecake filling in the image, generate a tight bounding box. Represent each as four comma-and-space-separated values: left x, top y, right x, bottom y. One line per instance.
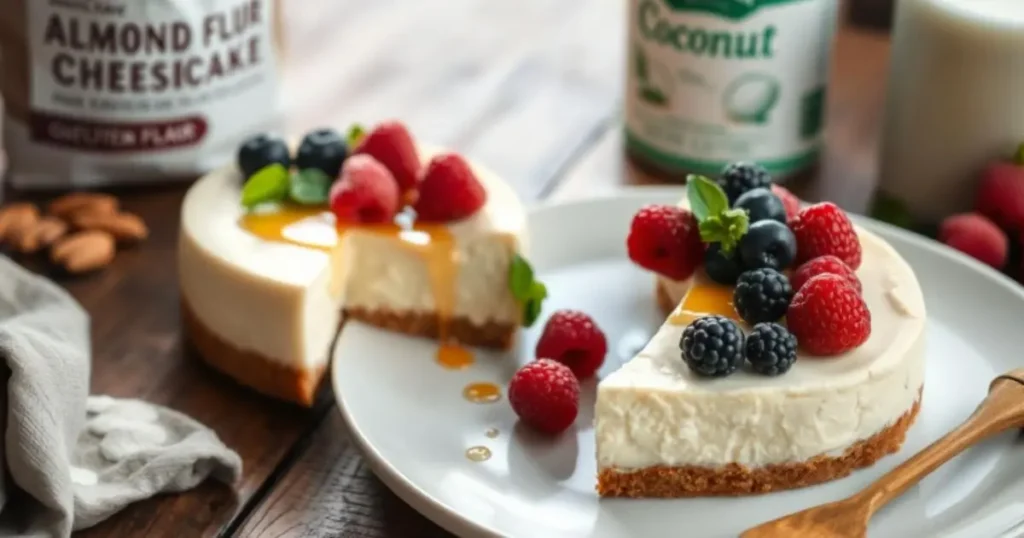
596, 226, 926, 470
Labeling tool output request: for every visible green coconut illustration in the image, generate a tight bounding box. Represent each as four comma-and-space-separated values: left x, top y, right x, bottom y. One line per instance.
723, 73, 780, 124
634, 44, 669, 107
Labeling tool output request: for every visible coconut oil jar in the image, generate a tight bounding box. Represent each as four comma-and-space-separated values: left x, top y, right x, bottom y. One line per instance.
625, 0, 840, 181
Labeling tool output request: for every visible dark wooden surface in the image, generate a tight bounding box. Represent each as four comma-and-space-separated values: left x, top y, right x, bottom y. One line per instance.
8, 1, 892, 536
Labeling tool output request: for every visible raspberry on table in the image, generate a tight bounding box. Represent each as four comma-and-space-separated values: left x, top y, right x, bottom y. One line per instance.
627, 204, 704, 281
679, 315, 745, 377
771, 184, 801, 222
508, 359, 580, 435
790, 202, 863, 269
414, 153, 487, 222
733, 268, 793, 325
975, 162, 1024, 232
718, 162, 773, 204
791, 255, 862, 294
938, 213, 1008, 269
745, 322, 798, 376
354, 120, 421, 195
329, 155, 400, 223
787, 274, 871, 356
535, 310, 608, 379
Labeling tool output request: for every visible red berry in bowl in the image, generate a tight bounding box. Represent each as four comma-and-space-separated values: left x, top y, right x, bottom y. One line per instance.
535, 310, 607, 379
508, 359, 580, 435
329, 155, 400, 223
975, 161, 1024, 232
939, 213, 1008, 269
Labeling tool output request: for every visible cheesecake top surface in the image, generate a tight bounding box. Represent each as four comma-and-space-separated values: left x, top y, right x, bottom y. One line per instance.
180, 147, 527, 287
600, 224, 926, 394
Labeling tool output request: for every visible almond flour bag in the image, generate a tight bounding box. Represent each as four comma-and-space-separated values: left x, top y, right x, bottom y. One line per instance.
0, 0, 285, 189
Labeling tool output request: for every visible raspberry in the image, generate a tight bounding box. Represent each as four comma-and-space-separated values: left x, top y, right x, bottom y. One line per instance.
938, 213, 1008, 269
771, 184, 801, 222
679, 315, 745, 377
733, 268, 793, 325
791, 255, 862, 294
413, 153, 487, 222
535, 310, 608, 379
790, 202, 862, 269
508, 359, 580, 434
745, 323, 798, 376
975, 162, 1024, 232
787, 274, 871, 356
353, 121, 421, 195
627, 205, 704, 281
329, 155, 400, 223
718, 162, 772, 204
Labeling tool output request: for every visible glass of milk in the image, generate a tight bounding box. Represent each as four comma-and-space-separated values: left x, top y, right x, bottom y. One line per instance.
874, 0, 1024, 226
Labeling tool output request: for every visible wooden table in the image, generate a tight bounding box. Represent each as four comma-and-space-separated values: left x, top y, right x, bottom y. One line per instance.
15, 1, 890, 536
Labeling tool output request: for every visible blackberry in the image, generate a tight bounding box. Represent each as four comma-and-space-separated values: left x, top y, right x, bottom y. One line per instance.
680, 315, 745, 378
738, 220, 797, 271
704, 243, 743, 285
733, 268, 793, 324
718, 162, 772, 204
745, 323, 798, 376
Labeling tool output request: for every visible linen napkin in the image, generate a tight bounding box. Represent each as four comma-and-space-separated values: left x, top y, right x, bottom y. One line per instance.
0, 256, 242, 537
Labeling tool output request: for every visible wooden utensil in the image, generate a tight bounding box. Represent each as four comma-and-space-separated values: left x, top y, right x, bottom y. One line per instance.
741, 369, 1024, 538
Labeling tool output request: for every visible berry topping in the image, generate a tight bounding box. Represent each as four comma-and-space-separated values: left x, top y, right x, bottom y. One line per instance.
791, 255, 862, 294
686, 174, 750, 253
737, 220, 797, 271
787, 274, 871, 356
745, 323, 798, 376
627, 204, 704, 281
296, 128, 348, 179
535, 310, 608, 379
733, 268, 793, 324
718, 162, 772, 204
413, 153, 487, 222
353, 121, 421, 195
508, 358, 580, 435
939, 213, 1008, 269
734, 187, 787, 224
237, 133, 290, 179
771, 184, 801, 222
704, 243, 743, 285
328, 155, 400, 223
790, 202, 862, 269
680, 315, 745, 377
975, 155, 1024, 232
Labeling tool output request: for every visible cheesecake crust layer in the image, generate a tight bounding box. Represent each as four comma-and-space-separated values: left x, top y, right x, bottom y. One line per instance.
656, 279, 676, 315
597, 396, 922, 497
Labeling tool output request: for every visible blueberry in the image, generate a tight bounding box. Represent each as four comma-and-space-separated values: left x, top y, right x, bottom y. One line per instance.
296, 128, 348, 178
738, 220, 797, 271
237, 133, 290, 179
704, 244, 743, 285
734, 187, 786, 224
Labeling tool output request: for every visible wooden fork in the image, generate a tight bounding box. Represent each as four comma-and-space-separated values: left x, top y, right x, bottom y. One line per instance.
741, 369, 1024, 538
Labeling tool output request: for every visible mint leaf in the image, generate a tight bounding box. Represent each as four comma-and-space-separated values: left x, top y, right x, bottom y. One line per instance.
686, 174, 728, 221
530, 280, 548, 301
1014, 142, 1024, 166
508, 254, 535, 301
289, 168, 332, 205
347, 124, 366, 148
242, 164, 290, 208
698, 208, 749, 253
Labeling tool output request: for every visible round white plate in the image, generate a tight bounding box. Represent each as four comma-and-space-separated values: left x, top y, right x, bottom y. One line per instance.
332, 188, 1024, 538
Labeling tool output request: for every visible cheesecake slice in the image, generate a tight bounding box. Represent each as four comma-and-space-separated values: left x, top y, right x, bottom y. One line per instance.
596, 205, 926, 497
179, 146, 528, 406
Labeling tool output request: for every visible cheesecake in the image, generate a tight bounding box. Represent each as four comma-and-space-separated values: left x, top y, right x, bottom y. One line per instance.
179, 123, 535, 406
597, 174, 925, 497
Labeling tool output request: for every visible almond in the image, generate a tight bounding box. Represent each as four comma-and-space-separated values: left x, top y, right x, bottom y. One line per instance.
71, 211, 148, 243
51, 230, 116, 273
35, 217, 68, 247
0, 203, 40, 244
47, 193, 118, 220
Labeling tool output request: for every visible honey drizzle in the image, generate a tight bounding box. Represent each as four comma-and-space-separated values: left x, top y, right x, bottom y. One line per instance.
668, 278, 742, 326
239, 205, 471, 367
462, 382, 501, 403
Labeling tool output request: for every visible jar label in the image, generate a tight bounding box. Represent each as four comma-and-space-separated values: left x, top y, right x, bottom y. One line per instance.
625, 0, 837, 176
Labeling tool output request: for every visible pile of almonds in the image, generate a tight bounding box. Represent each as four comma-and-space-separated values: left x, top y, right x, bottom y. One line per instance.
0, 193, 148, 273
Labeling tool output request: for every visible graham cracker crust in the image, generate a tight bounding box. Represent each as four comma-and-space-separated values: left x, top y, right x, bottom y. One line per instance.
181, 299, 518, 406
597, 396, 922, 497
656, 279, 676, 316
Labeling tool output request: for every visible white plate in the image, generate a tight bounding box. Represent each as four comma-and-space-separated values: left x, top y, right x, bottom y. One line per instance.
332, 188, 1024, 538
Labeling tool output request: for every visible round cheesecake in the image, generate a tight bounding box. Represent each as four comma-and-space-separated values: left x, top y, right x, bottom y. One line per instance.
596, 216, 926, 497
178, 147, 528, 406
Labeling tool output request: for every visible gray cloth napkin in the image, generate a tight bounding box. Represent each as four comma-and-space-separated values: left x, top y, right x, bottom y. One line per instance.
0, 256, 242, 537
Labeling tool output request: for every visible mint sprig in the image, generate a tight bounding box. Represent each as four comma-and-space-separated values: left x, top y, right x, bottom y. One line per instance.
242, 164, 290, 208
686, 174, 748, 253
509, 254, 547, 327
289, 168, 332, 205
347, 124, 366, 148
